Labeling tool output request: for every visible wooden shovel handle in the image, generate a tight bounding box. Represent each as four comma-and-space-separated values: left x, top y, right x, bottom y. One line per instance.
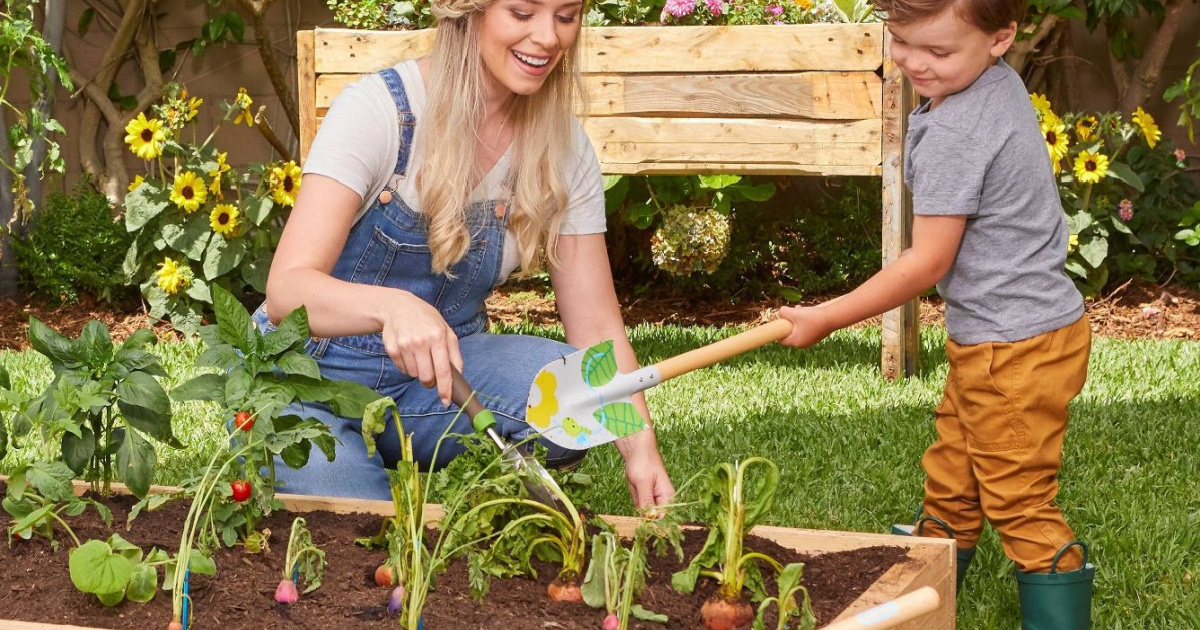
656, 318, 793, 382
819, 587, 941, 630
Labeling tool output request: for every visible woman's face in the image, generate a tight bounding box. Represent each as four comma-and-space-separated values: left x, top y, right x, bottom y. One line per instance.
478, 0, 583, 99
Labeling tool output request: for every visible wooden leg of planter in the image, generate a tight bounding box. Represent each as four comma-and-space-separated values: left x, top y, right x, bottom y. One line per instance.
881, 34, 920, 380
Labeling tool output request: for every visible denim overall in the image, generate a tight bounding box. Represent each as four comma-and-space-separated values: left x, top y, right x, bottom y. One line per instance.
252, 68, 584, 500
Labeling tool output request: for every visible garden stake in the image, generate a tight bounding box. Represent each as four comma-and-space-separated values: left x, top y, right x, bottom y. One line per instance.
449, 366, 568, 513
818, 586, 940, 630
181, 569, 190, 630
526, 319, 793, 449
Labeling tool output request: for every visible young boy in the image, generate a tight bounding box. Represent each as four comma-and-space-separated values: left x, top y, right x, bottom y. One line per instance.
778, 0, 1093, 627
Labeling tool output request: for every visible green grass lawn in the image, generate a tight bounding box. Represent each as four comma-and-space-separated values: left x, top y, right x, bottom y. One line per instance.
2, 324, 1198, 629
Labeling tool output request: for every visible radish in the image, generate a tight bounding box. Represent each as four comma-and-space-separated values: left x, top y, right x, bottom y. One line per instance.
700, 596, 754, 630
275, 579, 298, 604
387, 585, 405, 615
602, 613, 620, 630
547, 577, 583, 602
167, 622, 183, 630
374, 564, 394, 587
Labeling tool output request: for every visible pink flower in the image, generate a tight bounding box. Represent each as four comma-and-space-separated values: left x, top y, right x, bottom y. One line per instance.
767, 4, 784, 15
663, 0, 697, 18
1118, 199, 1133, 222
1177, 149, 1188, 163
706, 0, 724, 14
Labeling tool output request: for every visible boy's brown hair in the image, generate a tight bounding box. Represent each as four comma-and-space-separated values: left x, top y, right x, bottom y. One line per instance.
873, 0, 1025, 32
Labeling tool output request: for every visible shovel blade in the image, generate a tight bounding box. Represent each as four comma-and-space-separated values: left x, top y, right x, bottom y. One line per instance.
525, 340, 656, 450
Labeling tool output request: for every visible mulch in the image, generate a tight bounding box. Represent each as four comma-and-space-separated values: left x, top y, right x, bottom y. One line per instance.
1, 280, 1197, 352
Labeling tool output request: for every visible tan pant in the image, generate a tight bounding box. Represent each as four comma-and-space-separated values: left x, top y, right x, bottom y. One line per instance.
920, 316, 1091, 573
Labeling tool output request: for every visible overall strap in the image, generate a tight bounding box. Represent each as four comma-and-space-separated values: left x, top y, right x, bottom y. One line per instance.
379, 67, 416, 178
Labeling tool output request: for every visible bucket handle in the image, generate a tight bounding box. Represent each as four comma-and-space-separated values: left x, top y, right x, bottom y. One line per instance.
1049, 540, 1090, 574
914, 515, 956, 539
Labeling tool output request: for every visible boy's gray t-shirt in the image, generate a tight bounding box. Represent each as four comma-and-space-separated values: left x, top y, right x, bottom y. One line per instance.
904, 59, 1083, 344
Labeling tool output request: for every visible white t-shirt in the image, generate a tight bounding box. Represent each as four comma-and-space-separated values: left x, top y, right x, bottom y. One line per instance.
302, 60, 608, 284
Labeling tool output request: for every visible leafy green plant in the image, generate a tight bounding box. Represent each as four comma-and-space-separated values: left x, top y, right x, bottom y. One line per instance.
752, 562, 817, 630
326, 0, 435, 29
673, 457, 783, 630
275, 517, 326, 604
3, 461, 110, 549
1164, 40, 1200, 142
164, 285, 378, 548
10, 319, 177, 498
581, 517, 683, 630
69, 534, 173, 607
12, 179, 133, 305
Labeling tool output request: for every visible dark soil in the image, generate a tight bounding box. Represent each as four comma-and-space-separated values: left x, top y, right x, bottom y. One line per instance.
0, 486, 909, 629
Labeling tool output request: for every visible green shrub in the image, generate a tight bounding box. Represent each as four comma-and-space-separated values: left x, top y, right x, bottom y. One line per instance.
14, 180, 133, 305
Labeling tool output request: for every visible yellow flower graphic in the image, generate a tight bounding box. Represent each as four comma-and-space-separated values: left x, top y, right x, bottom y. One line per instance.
124, 113, 166, 160
1030, 93, 1053, 121
210, 204, 240, 237
128, 175, 145, 193
156, 257, 191, 295
270, 161, 302, 207
170, 171, 208, 214
1132, 107, 1161, 148
1067, 234, 1079, 254
1073, 150, 1109, 185
1042, 118, 1069, 162
233, 88, 254, 127
526, 371, 559, 429
1075, 115, 1097, 141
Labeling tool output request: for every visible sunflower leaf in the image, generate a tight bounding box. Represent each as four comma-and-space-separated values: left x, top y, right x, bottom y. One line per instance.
203, 236, 247, 280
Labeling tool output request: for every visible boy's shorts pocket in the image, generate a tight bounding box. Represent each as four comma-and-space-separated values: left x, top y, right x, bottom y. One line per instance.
949, 341, 1029, 452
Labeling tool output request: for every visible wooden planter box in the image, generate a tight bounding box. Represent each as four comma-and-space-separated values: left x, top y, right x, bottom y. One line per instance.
1, 483, 955, 630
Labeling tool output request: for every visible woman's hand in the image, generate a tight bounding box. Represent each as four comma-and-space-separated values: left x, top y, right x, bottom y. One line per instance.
380, 291, 463, 406
616, 431, 675, 509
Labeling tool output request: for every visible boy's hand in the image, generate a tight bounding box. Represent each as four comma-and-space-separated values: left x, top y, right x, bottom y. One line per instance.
778, 305, 837, 348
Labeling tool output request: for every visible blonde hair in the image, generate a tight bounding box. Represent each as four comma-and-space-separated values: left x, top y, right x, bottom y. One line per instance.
417, 0, 585, 276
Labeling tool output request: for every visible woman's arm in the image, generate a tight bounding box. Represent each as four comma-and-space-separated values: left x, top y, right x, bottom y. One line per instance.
549, 233, 675, 509
265, 174, 462, 404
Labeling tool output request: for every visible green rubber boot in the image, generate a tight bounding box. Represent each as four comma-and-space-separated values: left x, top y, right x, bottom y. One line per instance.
891, 513, 976, 594
1016, 541, 1095, 630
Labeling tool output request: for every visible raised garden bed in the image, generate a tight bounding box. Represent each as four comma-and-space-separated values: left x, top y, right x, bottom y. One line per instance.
0, 481, 954, 630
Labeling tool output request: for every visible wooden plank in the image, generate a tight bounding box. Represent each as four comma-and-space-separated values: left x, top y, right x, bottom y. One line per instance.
313, 24, 885, 74
585, 72, 883, 119
297, 29, 318, 165
880, 31, 920, 380
316, 71, 885, 121
585, 117, 881, 167
599, 162, 882, 176
3, 480, 952, 630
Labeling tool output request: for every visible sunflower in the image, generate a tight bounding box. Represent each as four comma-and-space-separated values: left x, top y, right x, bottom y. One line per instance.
208, 151, 230, 200
124, 113, 166, 160
170, 171, 208, 214
156, 257, 191, 296
128, 175, 145, 193
186, 95, 203, 122
271, 161, 302, 207
234, 88, 254, 127
1030, 93, 1053, 121
1068, 234, 1079, 254
1074, 115, 1098, 141
210, 204, 240, 237
1132, 107, 1161, 148
1073, 150, 1109, 185
1042, 118, 1069, 162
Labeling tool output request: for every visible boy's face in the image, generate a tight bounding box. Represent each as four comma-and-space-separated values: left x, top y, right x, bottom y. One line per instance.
887, 6, 1017, 108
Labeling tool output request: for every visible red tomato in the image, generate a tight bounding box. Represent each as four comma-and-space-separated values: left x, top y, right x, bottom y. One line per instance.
231, 479, 252, 502
234, 411, 254, 431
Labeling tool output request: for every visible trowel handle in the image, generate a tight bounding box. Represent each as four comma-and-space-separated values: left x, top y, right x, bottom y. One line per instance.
448, 366, 497, 433
656, 318, 793, 382
819, 587, 940, 630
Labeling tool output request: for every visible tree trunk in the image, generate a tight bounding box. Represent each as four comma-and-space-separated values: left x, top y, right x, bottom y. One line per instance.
25, 0, 67, 229
239, 0, 300, 137
1116, 0, 1189, 113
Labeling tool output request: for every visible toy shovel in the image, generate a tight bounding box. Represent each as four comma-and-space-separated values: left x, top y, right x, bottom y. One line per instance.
525, 318, 793, 450
819, 586, 940, 629
448, 366, 568, 513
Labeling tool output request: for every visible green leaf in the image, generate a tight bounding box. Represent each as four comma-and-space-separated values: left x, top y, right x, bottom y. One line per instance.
698, 174, 741, 190
213, 284, 256, 353
69, 540, 133, 603
117, 428, 157, 498
26, 461, 77, 502
27, 316, 83, 370
581, 340, 618, 388
79, 321, 114, 365
581, 534, 611, 608
185, 276, 213, 303
0, 415, 7, 461
327, 380, 387, 418
124, 185, 170, 232
1078, 236, 1108, 269
62, 427, 97, 475
360, 397, 398, 458
1106, 162, 1145, 193
125, 562, 158, 603
630, 604, 668, 622
171, 373, 227, 402
263, 306, 310, 356
241, 255, 272, 293
161, 213, 214, 262
78, 8, 95, 35
277, 350, 321, 380
733, 182, 776, 202
594, 402, 645, 438
740, 457, 780, 529
1066, 210, 1093, 234
107, 533, 144, 564
203, 235, 247, 280
243, 195, 275, 226
625, 202, 656, 229
116, 372, 178, 446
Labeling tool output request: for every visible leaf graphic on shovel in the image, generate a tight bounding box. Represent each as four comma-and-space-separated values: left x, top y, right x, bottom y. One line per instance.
593, 402, 644, 438
581, 341, 617, 388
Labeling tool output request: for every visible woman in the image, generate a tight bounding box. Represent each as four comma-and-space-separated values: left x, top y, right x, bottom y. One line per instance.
258, 0, 674, 507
